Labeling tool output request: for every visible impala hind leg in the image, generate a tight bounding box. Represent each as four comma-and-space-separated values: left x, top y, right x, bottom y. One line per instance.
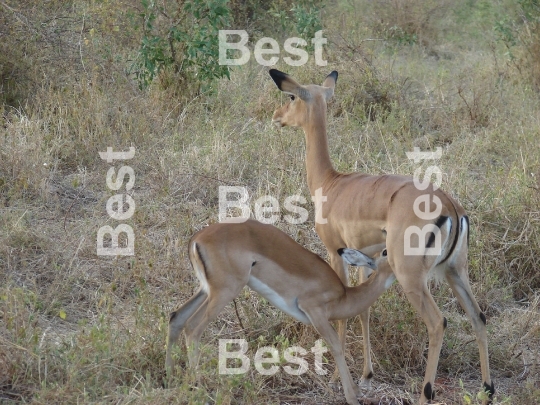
398, 275, 446, 405
183, 286, 244, 369
166, 288, 208, 372
445, 267, 493, 404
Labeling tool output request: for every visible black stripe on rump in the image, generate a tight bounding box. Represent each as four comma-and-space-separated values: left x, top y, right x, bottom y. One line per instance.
438, 201, 460, 264
426, 215, 449, 248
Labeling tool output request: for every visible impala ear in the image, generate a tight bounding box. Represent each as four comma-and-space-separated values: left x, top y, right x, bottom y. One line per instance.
322, 70, 338, 87
269, 69, 289, 90
322, 71, 337, 101
269, 69, 310, 100
337, 248, 376, 269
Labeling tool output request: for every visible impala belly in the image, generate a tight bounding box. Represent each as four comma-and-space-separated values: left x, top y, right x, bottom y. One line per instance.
247, 276, 311, 324
337, 219, 387, 251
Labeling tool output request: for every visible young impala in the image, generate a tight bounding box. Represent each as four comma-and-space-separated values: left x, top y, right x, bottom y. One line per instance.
269, 69, 493, 404
166, 219, 393, 405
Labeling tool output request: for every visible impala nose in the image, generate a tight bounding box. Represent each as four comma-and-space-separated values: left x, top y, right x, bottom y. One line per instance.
272, 109, 284, 127
272, 118, 282, 127
272, 114, 284, 127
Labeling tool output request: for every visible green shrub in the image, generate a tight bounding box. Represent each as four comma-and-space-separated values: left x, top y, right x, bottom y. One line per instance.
131, 0, 232, 91
495, 0, 540, 90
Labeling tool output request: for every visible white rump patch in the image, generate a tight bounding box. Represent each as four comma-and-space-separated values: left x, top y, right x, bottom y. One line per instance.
448, 217, 468, 268
192, 243, 209, 293
428, 217, 452, 284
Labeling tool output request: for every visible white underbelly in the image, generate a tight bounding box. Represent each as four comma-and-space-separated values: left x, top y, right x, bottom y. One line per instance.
247, 276, 311, 324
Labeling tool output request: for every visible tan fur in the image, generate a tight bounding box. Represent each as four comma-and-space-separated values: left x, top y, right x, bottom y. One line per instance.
269, 69, 493, 404
166, 220, 393, 405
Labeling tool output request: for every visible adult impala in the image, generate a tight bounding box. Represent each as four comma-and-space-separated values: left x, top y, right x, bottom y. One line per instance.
269, 69, 493, 404
166, 219, 392, 405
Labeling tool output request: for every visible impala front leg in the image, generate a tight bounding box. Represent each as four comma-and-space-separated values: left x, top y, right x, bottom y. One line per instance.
328, 252, 373, 391
302, 304, 361, 405
357, 264, 374, 390
328, 253, 349, 386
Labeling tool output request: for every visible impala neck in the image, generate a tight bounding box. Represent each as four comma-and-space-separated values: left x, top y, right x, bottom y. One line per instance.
330, 271, 393, 320
303, 106, 336, 193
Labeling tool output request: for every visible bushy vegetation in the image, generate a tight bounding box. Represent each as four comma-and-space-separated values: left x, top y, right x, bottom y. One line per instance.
1, 0, 539, 404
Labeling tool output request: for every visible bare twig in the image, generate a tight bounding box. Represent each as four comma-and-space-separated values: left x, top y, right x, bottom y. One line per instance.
232, 299, 245, 331
78, 14, 88, 79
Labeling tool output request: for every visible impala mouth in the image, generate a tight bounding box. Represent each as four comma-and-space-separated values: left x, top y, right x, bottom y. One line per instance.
272, 118, 283, 127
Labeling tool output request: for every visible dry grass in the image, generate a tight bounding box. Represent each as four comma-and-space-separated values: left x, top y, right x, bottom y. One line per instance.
1, 0, 540, 404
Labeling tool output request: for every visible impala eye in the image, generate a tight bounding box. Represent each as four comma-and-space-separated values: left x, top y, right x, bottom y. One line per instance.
289, 95, 295, 101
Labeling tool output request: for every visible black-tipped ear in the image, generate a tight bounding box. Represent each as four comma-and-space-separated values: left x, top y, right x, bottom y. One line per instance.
322, 70, 338, 89
269, 69, 308, 99
269, 69, 289, 91
338, 247, 377, 269
328, 71, 338, 83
